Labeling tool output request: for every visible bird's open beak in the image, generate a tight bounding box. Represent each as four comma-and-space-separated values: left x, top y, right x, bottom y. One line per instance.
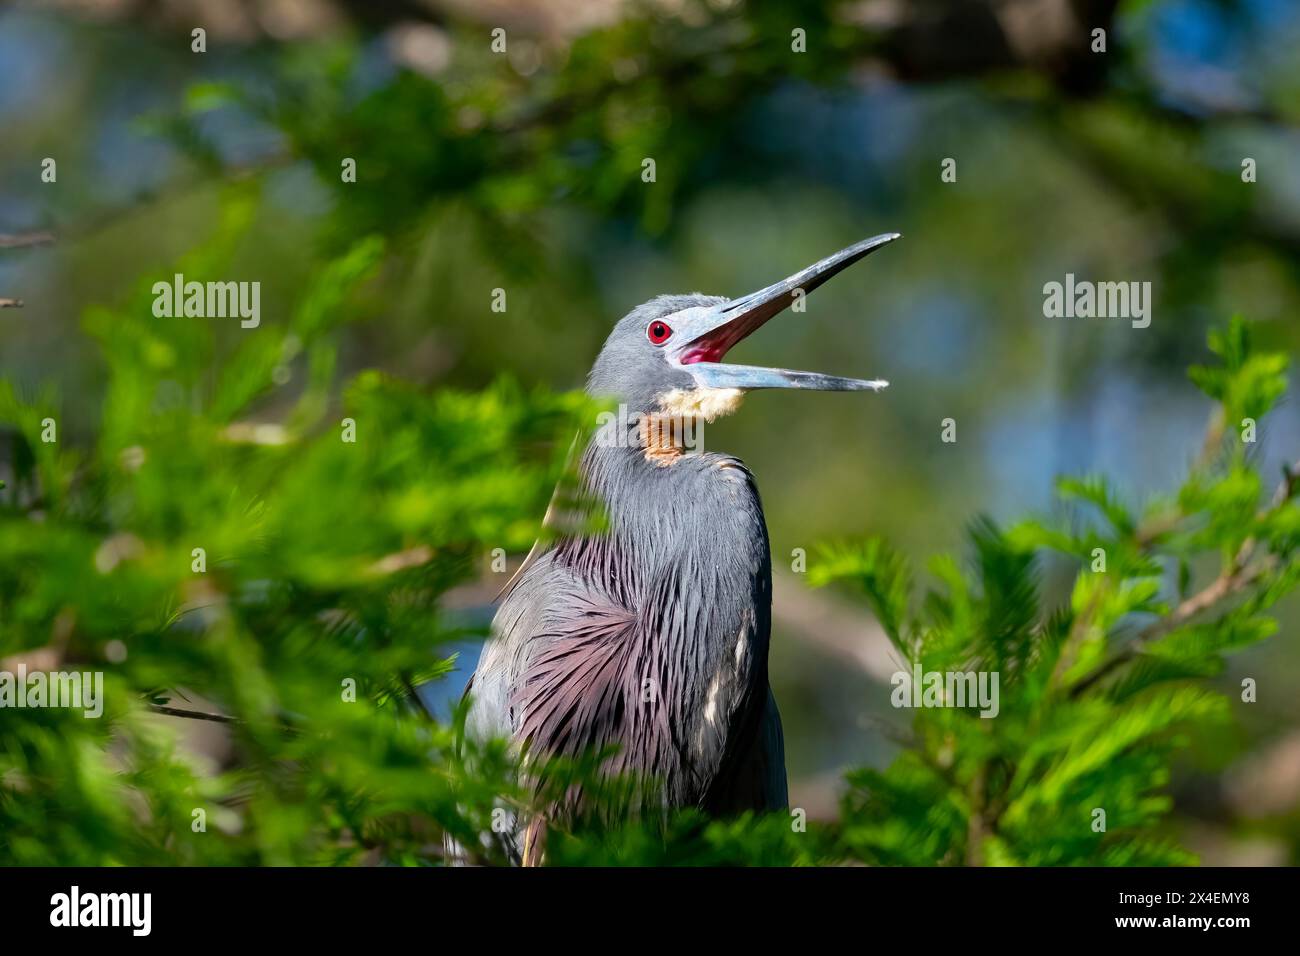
668, 233, 899, 391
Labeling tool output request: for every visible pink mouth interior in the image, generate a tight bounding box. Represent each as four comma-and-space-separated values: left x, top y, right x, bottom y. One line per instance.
679, 311, 766, 365
680, 341, 728, 365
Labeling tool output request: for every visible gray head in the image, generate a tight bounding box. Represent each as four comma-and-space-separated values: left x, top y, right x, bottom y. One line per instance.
587, 233, 900, 418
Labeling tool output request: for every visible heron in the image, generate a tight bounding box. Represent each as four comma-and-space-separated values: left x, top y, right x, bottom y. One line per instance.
465, 233, 900, 863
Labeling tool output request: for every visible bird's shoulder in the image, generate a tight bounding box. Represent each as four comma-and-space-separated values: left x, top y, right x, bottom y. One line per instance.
686, 451, 758, 488
680, 452, 765, 518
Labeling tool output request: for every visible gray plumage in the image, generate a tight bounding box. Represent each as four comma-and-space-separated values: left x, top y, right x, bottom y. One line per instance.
465, 235, 899, 861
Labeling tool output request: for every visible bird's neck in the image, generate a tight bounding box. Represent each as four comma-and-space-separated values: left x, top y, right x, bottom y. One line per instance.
637, 413, 690, 467
635, 387, 746, 467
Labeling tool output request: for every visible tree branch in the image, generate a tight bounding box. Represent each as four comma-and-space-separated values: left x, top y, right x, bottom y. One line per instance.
1072, 459, 1299, 697
0, 231, 56, 249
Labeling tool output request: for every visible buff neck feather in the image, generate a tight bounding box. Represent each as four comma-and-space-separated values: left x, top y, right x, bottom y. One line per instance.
638, 387, 745, 466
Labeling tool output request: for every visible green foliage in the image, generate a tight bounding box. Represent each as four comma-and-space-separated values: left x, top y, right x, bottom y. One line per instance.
811, 317, 1296, 865
1189, 319, 1290, 443
4, 0, 1299, 869
2, 232, 1293, 870
0, 211, 594, 865
547, 811, 838, 867
152, 1, 883, 247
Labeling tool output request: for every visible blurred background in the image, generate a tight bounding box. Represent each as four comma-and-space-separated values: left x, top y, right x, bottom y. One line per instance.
2, 0, 1298, 861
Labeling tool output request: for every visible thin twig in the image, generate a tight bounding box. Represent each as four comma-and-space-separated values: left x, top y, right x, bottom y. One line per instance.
402, 673, 436, 724
147, 703, 239, 724
0, 231, 56, 249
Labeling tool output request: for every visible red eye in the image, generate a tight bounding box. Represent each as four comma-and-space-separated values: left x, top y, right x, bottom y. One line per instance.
647, 320, 673, 345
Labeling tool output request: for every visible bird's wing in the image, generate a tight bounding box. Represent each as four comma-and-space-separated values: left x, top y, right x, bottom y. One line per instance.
505, 560, 771, 815
511, 582, 652, 775
700, 684, 787, 813
465, 550, 557, 743
465, 555, 642, 864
